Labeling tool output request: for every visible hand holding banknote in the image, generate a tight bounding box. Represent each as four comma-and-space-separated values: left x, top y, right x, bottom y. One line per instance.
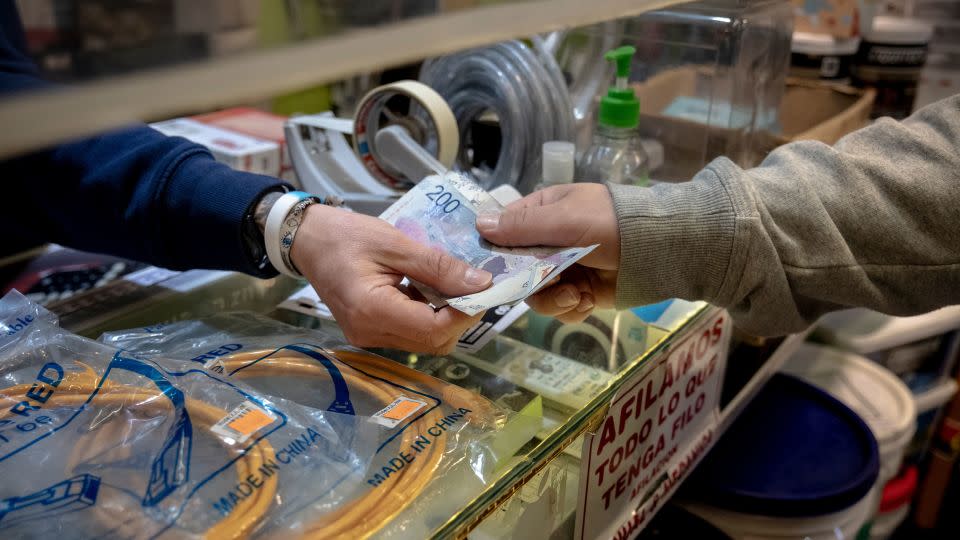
477, 183, 620, 324
379, 173, 598, 316
290, 203, 492, 355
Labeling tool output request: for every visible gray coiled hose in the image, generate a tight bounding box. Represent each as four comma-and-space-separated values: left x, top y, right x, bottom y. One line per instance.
419, 38, 574, 194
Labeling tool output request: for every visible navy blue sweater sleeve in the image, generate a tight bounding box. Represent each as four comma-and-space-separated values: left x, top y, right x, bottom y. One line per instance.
0, 2, 286, 276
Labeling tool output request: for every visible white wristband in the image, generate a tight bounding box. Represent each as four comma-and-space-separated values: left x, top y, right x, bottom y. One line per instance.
265, 191, 312, 278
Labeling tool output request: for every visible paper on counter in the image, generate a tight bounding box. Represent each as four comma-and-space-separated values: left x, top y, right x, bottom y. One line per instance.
278, 284, 528, 352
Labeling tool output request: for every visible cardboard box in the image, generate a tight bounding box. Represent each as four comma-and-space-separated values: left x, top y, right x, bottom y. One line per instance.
193, 107, 292, 170
792, 0, 860, 38
631, 68, 875, 180
150, 117, 281, 176
776, 78, 876, 145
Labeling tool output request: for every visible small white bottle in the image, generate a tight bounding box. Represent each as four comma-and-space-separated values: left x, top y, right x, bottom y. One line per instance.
534, 141, 575, 191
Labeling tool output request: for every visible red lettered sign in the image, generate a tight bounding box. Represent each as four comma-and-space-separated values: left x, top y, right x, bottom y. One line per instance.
576, 310, 730, 540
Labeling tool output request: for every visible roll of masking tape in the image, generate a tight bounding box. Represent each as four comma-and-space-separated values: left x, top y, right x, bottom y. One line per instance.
352, 80, 458, 189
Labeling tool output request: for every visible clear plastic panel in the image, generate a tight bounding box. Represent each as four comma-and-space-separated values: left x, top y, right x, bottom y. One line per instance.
558, 0, 793, 182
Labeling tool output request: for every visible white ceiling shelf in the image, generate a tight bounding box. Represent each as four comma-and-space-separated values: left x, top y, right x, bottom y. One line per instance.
0, 0, 683, 159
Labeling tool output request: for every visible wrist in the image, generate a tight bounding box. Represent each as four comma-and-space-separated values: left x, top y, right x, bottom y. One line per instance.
241, 186, 288, 276
607, 177, 736, 308
262, 191, 344, 278
264, 191, 319, 278
254, 190, 285, 236
289, 204, 337, 278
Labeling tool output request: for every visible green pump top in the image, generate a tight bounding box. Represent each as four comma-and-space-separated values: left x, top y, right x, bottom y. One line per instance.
599, 45, 640, 129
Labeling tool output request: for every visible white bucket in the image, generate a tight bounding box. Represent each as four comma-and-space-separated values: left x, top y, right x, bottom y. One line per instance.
784, 343, 917, 484
870, 504, 909, 540
868, 464, 918, 540
684, 486, 878, 540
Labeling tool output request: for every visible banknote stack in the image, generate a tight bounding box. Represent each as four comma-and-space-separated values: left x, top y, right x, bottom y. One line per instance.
380, 173, 596, 315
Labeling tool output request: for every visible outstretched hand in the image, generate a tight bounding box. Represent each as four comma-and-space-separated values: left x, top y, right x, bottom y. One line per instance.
477, 183, 620, 323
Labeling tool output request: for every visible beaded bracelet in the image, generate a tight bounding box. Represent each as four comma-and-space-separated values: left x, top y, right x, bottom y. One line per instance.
278, 197, 316, 277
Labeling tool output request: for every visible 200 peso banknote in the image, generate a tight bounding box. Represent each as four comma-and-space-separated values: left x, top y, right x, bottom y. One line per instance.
380, 173, 596, 316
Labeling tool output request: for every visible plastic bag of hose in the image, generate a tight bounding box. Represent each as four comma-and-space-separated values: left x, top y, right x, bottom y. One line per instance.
100, 311, 513, 539
0, 291, 378, 539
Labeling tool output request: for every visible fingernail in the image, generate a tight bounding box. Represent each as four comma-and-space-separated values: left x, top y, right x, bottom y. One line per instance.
576, 296, 595, 312
464, 267, 492, 286
476, 212, 500, 231
555, 288, 580, 308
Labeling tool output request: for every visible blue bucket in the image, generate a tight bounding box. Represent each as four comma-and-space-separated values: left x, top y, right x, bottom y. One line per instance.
679, 373, 880, 539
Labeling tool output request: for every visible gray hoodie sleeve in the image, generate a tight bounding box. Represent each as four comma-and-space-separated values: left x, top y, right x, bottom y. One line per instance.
609, 94, 960, 336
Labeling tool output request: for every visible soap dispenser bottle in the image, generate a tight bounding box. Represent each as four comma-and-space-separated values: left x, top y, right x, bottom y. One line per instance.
576, 45, 649, 186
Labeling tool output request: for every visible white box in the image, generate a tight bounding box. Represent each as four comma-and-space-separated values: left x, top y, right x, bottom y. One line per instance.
150, 118, 281, 176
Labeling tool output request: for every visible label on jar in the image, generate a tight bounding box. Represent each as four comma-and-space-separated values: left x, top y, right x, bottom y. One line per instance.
857, 42, 928, 68
791, 52, 853, 80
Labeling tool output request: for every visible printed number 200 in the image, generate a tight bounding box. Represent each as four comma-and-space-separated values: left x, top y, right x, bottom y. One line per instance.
426, 185, 462, 213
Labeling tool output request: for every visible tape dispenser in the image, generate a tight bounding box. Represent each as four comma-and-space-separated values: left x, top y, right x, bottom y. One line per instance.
285, 81, 459, 215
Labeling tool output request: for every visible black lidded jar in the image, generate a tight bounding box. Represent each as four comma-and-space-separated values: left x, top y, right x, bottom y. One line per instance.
853, 16, 934, 119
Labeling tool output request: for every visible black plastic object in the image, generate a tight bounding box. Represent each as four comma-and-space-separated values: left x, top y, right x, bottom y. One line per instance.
681, 373, 879, 517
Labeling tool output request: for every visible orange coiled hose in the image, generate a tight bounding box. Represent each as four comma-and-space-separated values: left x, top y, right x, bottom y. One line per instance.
218, 347, 502, 540
0, 346, 501, 539
0, 364, 277, 540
